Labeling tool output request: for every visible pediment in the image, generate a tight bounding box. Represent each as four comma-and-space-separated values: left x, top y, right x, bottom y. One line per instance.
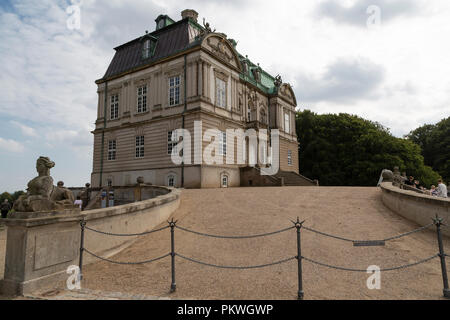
278, 83, 297, 106
202, 34, 242, 71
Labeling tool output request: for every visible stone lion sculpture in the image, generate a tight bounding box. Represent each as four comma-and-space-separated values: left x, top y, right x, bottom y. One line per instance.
13, 156, 76, 212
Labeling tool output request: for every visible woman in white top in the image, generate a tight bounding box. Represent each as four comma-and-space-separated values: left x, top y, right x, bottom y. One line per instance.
74, 195, 83, 209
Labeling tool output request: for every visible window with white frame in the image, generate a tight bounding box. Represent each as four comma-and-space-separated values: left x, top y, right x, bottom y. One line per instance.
137, 85, 147, 113
221, 174, 228, 188
168, 76, 180, 106
284, 112, 290, 134
108, 140, 116, 160
135, 135, 144, 158
167, 130, 178, 155
110, 94, 119, 120
215, 78, 226, 108
218, 131, 227, 156
167, 174, 175, 187
288, 149, 292, 166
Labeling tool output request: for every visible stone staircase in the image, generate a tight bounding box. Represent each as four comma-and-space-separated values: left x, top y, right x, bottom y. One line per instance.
275, 170, 317, 186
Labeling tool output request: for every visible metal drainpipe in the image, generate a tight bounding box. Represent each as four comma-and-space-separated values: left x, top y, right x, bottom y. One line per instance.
99, 81, 108, 188
181, 54, 187, 187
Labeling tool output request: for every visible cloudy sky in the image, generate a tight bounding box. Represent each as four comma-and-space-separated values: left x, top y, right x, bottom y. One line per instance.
0, 0, 449, 192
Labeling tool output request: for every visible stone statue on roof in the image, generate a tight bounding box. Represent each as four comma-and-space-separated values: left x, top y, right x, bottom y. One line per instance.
202, 18, 215, 33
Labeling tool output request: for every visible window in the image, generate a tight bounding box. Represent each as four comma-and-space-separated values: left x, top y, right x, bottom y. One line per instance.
108, 140, 116, 160
288, 150, 292, 166
218, 131, 226, 156
221, 175, 228, 188
215, 78, 226, 108
137, 85, 147, 113
167, 130, 178, 155
110, 94, 119, 120
135, 135, 144, 158
142, 39, 151, 58
167, 174, 175, 187
169, 76, 180, 106
284, 113, 290, 134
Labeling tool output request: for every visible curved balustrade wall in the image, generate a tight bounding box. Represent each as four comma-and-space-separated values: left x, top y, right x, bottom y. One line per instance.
380, 182, 450, 237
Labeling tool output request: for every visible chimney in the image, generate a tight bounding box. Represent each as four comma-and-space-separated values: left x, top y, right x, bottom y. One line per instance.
181, 9, 198, 22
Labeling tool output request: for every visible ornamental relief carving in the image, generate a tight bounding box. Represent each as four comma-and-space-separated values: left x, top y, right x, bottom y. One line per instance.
207, 37, 233, 63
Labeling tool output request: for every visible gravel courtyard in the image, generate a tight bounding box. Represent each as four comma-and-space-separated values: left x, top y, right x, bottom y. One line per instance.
76, 187, 448, 299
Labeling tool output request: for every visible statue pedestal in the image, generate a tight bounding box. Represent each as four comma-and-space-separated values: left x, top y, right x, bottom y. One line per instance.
0, 208, 82, 296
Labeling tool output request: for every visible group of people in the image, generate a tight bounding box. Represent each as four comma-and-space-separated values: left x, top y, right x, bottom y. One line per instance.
404, 175, 448, 198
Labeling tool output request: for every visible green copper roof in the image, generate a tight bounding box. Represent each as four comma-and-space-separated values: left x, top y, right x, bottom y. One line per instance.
237, 53, 277, 95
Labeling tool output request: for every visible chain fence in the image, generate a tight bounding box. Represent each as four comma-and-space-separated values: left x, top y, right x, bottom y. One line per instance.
301, 254, 439, 272
303, 222, 434, 243
175, 225, 294, 239
85, 224, 169, 237
77, 216, 450, 299
84, 249, 170, 265
176, 253, 296, 270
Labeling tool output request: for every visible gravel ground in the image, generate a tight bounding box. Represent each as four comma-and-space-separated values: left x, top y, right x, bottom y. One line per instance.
45, 187, 450, 299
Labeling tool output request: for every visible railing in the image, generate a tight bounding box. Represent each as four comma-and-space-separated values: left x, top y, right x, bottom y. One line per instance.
78, 215, 450, 299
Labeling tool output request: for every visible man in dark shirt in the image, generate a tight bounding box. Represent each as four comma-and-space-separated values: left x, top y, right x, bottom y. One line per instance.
404, 176, 414, 186
1, 199, 11, 218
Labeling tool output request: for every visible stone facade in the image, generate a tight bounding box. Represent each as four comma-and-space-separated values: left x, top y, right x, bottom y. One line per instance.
91, 10, 299, 188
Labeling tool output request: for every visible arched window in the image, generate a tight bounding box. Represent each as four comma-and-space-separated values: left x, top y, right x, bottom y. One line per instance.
167, 174, 176, 187
220, 172, 229, 188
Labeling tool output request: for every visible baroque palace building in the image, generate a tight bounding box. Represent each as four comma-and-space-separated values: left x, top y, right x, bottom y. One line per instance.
91, 9, 314, 188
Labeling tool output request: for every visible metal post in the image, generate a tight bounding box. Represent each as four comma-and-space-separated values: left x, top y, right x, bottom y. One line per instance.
294, 217, 304, 300
79, 220, 86, 281
169, 218, 177, 293
434, 215, 450, 298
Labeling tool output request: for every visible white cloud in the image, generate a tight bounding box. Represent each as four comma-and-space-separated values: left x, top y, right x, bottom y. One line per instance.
10, 120, 38, 137
0, 137, 25, 153
0, 0, 450, 190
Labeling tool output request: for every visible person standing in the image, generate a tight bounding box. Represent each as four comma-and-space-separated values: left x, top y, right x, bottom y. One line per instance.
74, 195, 83, 210
1, 199, 11, 218
436, 179, 448, 198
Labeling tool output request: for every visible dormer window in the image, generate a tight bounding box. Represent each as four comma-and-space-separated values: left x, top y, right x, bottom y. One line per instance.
142, 39, 151, 59
141, 34, 157, 59
157, 19, 165, 30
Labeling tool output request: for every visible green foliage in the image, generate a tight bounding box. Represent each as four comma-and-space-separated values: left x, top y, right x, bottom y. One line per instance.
296, 110, 441, 187
0, 190, 25, 205
406, 117, 450, 184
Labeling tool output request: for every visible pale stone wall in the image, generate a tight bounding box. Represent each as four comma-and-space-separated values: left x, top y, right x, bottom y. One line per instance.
0, 187, 180, 295
380, 182, 450, 237
92, 33, 300, 188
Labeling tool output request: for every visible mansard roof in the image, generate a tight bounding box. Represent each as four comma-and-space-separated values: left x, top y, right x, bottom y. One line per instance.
97, 12, 288, 100
99, 17, 206, 81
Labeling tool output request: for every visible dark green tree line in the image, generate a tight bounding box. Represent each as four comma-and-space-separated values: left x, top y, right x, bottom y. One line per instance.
406, 117, 450, 184
296, 110, 441, 187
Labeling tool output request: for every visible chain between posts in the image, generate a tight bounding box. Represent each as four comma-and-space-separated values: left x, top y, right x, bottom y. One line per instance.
175, 225, 295, 239
303, 223, 434, 243
176, 253, 296, 269
301, 254, 439, 272
76, 215, 450, 299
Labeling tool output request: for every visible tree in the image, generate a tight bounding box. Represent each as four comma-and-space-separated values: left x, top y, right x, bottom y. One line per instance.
406, 117, 450, 183
296, 110, 441, 187
0, 192, 13, 204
